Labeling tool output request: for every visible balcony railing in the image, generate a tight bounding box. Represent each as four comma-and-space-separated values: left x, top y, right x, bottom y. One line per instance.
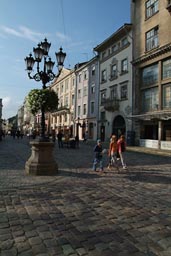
101, 98, 120, 112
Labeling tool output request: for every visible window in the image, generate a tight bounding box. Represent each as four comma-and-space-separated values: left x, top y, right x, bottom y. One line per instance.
102, 51, 106, 59
111, 64, 117, 79
100, 111, 106, 121
101, 90, 106, 104
91, 83, 95, 94
84, 70, 88, 80
121, 37, 128, 47
60, 83, 64, 93
60, 97, 63, 107
101, 69, 107, 82
162, 59, 171, 79
83, 104, 86, 115
142, 64, 158, 86
91, 102, 95, 114
83, 86, 88, 97
72, 78, 75, 87
65, 79, 69, 91
72, 94, 74, 106
146, 26, 159, 51
121, 59, 128, 73
163, 84, 171, 108
120, 84, 128, 100
78, 74, 81, 83
146, 0, 158, 19
78, 106, 81, 116
142, 87, 159, 112
92, 65, 95, 76
112, 43, 120, 53
78, 89, 81, 99
64, 96, 68, 107
110, 86, 118, 99
64, 113, 67, 122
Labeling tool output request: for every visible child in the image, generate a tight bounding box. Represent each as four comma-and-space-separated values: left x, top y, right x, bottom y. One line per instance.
117, 135, 127, 170
108, 135, 119, 171
92, 139, 104, 172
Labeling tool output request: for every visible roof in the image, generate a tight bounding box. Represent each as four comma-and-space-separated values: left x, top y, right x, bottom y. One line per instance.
94, 23, 132, 52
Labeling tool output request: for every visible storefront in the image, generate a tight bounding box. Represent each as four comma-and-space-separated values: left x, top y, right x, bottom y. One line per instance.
132, 111, 171, 150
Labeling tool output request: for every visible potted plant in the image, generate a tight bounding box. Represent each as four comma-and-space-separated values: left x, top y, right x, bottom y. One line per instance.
25, 88, 59, 176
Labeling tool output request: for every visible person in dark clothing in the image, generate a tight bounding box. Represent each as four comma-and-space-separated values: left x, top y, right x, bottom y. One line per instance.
92, 139, 104, 172
57, 130, 63, 148
75, 135, 79, 148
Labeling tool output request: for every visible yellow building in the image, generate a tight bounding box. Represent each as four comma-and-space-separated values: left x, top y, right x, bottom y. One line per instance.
131, 0, 171, 149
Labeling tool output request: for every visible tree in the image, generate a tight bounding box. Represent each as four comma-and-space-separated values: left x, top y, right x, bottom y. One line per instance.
27, 89, 59, 115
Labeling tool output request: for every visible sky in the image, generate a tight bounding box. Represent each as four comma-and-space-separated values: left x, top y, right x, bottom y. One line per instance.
0, 0, 130, 119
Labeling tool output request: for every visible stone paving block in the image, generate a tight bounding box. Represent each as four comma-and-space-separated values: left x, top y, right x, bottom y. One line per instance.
76, 247, 87, 255
18, 250, 35, 256
62, 244, 75, 255
1, 248, 18, 256
158, 237, 171, 250
28, 236, 42, 246
1, 239, 14, 250
95, 242, 109, 251
0, 233, 13, 241
43, 238, 58, 248
16, 241, 31, 254
32, 244, 47, 254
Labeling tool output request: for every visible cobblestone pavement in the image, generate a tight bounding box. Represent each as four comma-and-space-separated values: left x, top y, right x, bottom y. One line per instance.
0, 137, 171, 256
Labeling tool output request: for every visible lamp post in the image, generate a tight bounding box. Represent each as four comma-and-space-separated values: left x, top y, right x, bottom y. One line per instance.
24, 38, 66, 175
25, 38, 66, 141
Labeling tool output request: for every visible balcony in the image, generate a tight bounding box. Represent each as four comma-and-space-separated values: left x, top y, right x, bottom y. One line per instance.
52, 105, 70, 115
101, 98, 120, 112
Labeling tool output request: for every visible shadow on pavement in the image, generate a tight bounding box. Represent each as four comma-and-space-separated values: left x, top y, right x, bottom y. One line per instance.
125, 169, 171, 184
58, 169, 101, 179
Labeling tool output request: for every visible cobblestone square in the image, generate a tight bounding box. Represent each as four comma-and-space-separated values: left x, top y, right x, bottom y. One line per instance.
0, 137, 171, 255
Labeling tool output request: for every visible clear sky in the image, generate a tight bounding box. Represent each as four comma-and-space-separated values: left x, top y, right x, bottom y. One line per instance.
0, 0, 130, 119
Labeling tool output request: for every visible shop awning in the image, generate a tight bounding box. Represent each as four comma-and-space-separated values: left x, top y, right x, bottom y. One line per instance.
128, 111, 171, 121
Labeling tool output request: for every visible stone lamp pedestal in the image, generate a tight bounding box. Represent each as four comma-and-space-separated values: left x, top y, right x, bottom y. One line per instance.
25, 141, 58, 175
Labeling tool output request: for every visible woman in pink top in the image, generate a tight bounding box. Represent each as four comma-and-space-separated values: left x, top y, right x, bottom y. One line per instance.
117, 135, 127, 170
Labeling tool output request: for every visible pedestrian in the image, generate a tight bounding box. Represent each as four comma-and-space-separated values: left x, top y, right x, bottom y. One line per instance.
84, 131, 88, 143
117, 134, 127, 170
108, 135, 119, 171
92, 139, 104, 173
57, 130, 63, 148
75, 135, 79, 148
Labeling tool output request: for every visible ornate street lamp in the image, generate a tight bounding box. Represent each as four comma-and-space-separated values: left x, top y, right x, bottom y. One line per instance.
24, 38, 66, 176
25, 38, 66, 141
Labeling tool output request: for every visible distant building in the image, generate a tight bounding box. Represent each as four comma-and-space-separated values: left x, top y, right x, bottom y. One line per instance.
50, 68, 75, 137
74, 57, 99, 141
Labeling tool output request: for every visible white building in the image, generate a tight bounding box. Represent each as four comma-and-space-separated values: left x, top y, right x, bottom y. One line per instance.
94, 23, 134, 143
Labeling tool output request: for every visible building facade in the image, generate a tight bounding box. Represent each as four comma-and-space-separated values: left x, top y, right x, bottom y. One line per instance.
74, 58, 99, 141
131, 0, 171, 149
94, 23, 133, 142
50, 68, 75, 137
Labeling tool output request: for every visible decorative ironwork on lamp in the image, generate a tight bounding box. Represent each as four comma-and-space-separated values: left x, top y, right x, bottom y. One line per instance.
25, 38, 66, 141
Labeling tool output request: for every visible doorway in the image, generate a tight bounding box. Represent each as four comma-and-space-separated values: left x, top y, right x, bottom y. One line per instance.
112, 115, 126, 139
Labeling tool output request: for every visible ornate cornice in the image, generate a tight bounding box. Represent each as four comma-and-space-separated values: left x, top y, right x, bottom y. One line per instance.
132, 43, 171, 65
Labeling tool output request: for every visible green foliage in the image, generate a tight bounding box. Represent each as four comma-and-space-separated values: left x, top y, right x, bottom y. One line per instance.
27, 89, 58, 115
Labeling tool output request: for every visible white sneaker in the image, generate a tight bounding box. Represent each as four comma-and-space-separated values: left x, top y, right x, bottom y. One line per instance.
123, 166, 127, 170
